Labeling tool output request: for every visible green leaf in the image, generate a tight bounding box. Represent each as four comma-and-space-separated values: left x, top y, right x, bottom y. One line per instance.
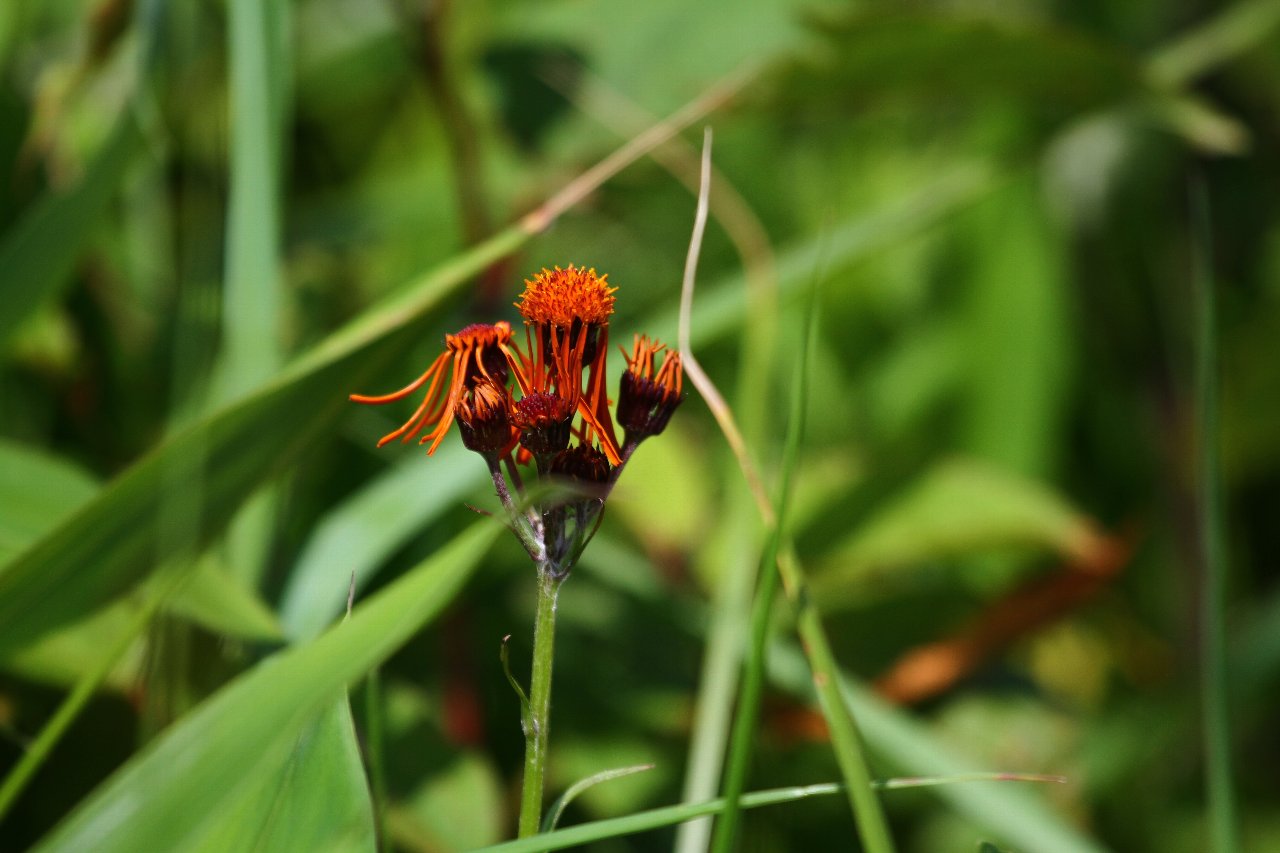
0, 440, 98, 565
2, 600, 142, 691
216, 0, 293, 590
34, 521, 498, 853
0, 224, 525, 658
167, 556, 283, 642
279, 442, 484, 642
192, 697, 375, 853
0, 440, 281, 646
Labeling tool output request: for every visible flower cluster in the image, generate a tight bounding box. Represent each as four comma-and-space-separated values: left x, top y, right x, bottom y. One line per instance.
350, 265, 683, 577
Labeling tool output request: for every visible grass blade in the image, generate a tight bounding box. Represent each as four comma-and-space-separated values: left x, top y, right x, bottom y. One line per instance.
673, 165, 993, 853
479, 782, 845, 853
216, 0, 293, 588
711, 223, 831, 848
1191, 182, 1239, 852
541, 765, 656, 834
33, 521, 497, 852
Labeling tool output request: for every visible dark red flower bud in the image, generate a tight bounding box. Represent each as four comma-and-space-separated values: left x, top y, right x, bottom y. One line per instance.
456, 378, 513, 454
617, 335, 683, 440
512, 392, 574, 455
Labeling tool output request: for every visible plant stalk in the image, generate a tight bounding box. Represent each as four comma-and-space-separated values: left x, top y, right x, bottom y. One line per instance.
518, 570, 563, 836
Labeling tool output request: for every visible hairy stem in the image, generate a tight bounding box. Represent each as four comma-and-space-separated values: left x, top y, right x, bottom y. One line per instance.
518, 570, 562, 836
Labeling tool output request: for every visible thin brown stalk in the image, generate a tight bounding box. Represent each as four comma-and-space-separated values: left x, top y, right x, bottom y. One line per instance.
677, 133, 774, 524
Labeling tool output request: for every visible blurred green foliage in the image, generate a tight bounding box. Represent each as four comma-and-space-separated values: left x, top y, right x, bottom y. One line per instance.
1, 0, 1279, 851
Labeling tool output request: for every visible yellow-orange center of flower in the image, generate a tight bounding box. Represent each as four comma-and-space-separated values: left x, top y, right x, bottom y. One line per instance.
517, 265, 616, 327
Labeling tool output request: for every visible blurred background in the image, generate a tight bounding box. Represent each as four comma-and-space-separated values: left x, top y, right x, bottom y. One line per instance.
2, 0, 1279, 850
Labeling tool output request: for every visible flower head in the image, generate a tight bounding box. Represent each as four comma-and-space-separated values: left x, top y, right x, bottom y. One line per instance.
511, 391, 574, 457
456, 377, 515, 454
517, 265, 616, 329
549, 443, 613, 489
617, 334, 683, 440
511, 266, 622, 465
349, 321, 513, 454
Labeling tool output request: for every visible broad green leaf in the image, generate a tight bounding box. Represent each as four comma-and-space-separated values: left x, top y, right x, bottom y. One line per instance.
0, 440, 98, 564
957, 180, 1071, 479
280, 441, 485, 642
0, 440, 281, 648
3, 599, 142, 691
814, 458, 1103, 605
193, 697, 375, 853
0, 225, 525, 658
35, 521, 498, 853
168, 556, 283, 642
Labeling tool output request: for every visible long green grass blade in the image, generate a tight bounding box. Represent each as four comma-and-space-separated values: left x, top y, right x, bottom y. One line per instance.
582, 536, 1105, 852
480, 782, 844, 853
1191, 184, 1239, 852
712, 261, 828, 848
33, 521, 497, 852
217, 0, 292, 589
217, 0, 288, 408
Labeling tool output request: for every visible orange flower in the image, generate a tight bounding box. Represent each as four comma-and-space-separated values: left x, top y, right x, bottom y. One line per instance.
617, 334, 683, 439
349, 321, 513, 454
512, 266, 621, 464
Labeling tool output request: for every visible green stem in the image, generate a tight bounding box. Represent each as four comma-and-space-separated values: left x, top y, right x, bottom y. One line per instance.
518, 570, 563, 836
1192, 182, 1239, 852
788, 553, 896, 853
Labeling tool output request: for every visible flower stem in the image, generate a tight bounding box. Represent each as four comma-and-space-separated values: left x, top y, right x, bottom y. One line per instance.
518, 569, 562, 836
